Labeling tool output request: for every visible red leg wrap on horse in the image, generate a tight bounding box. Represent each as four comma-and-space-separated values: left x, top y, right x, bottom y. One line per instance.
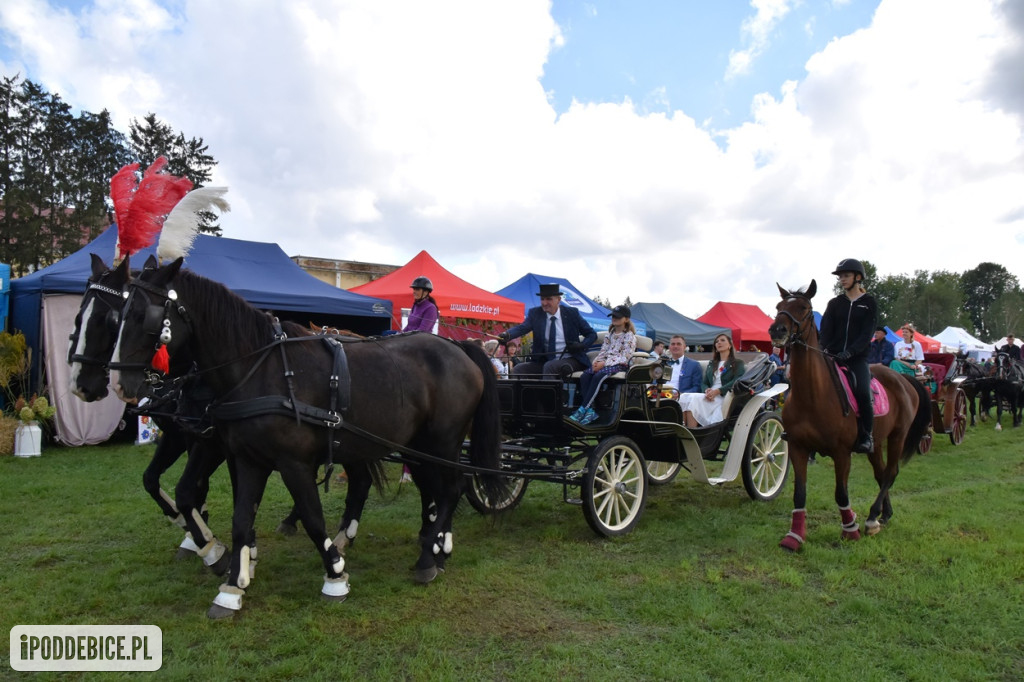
779, 509, 806, 551
840, 506, 861, 540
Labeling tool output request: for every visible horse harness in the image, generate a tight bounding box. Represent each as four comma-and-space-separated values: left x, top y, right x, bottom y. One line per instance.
67, 281, 128, 367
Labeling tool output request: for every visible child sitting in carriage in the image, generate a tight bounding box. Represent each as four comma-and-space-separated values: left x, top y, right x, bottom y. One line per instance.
569, 305, 637, 425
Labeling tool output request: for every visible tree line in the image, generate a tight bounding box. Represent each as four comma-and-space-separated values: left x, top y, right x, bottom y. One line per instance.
0, 75, 219, 277
828, 260, 1020, 341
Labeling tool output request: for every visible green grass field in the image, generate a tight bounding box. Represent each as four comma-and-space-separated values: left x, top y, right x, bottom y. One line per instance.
1, 419, 1022, 681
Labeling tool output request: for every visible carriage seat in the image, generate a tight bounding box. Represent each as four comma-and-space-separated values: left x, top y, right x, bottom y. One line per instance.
922, 352, 955, 386
690, 352, 769, 420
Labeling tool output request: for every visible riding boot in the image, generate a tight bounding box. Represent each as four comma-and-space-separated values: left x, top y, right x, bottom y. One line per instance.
853, 412, 874, 454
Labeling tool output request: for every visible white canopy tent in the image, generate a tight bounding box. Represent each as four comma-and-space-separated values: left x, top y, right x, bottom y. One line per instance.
932, 326, 995, 360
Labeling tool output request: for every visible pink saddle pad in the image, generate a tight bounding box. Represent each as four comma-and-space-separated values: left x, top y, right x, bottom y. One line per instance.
837, 370, 890, 417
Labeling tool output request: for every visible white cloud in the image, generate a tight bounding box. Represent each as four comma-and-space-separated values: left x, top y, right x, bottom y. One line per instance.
726, 0, 796, 81
0, 0, 1022, 327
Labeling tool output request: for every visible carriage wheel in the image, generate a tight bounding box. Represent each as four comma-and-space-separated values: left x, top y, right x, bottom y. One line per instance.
646, 460, 681, 486
918, 428, 933, 454
581, 436, 648, 537
949, 388, 968, 445
741, 412, 790, 501
464, 472, 529, 514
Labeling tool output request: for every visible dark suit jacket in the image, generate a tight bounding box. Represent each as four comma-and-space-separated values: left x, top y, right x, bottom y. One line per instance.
666, 356, 702, 394
506, 304, 598, 366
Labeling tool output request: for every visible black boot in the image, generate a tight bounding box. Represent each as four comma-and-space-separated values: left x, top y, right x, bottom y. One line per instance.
853, 434, 875, 454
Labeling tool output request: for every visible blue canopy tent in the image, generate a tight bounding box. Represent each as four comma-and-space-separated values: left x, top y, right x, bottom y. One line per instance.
9, 225, 392, 445
630, 302, 729, 347
496, 273, 646, 338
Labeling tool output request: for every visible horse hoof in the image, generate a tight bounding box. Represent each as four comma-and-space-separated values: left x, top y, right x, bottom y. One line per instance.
206, 604, 237, 620
841, 530, 862, 541
321, 592, 348, 603
779, 538, 802, 552
995, 423, 1002, 432
210, 552, 231, 577
414, 566, 438, 584
865, 520, 882, 536
276, 522, 298, 536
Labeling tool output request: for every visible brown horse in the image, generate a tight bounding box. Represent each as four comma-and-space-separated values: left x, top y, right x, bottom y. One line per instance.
769, 281, 931, 550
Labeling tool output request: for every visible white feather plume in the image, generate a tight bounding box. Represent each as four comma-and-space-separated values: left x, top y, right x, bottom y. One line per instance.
157, 186, 230, 262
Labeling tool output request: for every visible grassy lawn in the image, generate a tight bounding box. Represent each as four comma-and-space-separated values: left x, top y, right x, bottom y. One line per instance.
1, 420, 1022, 681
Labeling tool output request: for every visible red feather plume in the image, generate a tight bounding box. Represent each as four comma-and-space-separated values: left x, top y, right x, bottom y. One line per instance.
111, 157, 194, 259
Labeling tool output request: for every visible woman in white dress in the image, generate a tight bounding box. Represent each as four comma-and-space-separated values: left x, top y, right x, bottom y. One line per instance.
679, 333, 746, 428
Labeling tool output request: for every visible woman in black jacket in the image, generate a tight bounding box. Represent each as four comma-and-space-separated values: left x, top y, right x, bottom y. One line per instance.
819, 258, 878, 454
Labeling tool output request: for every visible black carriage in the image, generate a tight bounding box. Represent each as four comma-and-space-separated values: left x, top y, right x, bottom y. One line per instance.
464, 338, 790, 537
916, 352, 970, 453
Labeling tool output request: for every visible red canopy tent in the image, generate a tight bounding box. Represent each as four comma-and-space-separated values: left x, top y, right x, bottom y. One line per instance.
349, 250, 524, 338
696, 301, 776, 351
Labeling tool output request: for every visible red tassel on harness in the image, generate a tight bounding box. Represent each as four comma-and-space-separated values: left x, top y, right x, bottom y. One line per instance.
151, 346, 170, 374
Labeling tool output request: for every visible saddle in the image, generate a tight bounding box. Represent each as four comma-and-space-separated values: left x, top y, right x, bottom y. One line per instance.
835, 366, 890, 417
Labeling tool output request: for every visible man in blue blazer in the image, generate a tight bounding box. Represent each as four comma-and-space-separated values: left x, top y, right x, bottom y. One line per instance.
499, 283, 598, 378
664, 335, 702, 394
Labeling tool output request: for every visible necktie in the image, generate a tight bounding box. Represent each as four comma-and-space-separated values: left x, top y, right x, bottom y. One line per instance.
547, 316, 557, 356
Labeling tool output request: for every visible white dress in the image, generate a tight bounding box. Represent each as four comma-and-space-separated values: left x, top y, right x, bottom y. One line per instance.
679, 361, 726, 426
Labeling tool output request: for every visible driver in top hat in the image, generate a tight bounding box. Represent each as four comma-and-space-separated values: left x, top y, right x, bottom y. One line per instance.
499, 283, 598, 379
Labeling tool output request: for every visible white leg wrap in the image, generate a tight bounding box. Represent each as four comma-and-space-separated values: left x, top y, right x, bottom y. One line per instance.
159, 489, 180, 517
198, 539, 226, 567
170, 514, 186, 529
237, 546, 252, 589
346, 519, 359, 540
443, 532, 453, 555
322, 573, 350, 598
212, 584, 244, 611
249, 546, 258, 581
190, 508, 214, 543
323, 538, 345, 574
179, 534, 201, 553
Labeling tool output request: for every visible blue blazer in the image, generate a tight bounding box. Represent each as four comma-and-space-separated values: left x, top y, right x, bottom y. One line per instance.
506, 304, 598, 367
667, 356, 702, 394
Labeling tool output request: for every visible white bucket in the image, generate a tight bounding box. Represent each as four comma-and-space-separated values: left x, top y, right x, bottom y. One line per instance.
14, 422, 42, 457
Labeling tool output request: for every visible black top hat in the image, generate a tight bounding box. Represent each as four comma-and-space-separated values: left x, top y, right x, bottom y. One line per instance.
609, 305, 631, 318
537, 283, 562, 297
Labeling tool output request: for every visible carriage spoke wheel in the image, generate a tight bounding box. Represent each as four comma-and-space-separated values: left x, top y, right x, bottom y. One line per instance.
918, 427, 933, 454
646, 460, 681, 485
465, 473, 529, 514
582, 436, 648, 537
949, 387, 968, 445
741, 412, 790, 501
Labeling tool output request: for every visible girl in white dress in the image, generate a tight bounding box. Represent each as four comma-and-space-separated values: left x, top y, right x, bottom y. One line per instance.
678, 334, 745, 428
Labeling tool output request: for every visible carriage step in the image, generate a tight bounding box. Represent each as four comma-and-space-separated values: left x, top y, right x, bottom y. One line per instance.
565, 497, 582, 506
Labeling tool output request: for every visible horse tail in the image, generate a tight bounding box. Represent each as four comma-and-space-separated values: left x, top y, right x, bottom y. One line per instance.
900, 374, 932, 463
458, 340, 508, 502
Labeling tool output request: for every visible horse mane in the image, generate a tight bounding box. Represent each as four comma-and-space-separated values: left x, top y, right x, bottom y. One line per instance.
175, 269, 275, 347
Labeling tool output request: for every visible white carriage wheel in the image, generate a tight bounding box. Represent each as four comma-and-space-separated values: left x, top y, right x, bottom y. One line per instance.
465, 473, 529, 514
646, 460, 681, 485
582, 436, 648, 536
741, 412, 790, 501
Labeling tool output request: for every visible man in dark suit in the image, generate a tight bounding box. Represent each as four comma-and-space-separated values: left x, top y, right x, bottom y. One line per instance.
1000, 333, 1020, 361
499, 283, 598, 378
664, 334, 702, 394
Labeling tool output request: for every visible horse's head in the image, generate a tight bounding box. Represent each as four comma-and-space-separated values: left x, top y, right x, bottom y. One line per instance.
69, 254, 132, 402
769, 280, 817, 348
110, 257, 187, 403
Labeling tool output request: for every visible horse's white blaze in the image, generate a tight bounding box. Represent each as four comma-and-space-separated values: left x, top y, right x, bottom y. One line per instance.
237, 546, 251, 588
68, 298, 96, 394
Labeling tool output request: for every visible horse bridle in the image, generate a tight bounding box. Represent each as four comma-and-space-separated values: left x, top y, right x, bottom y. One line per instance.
774, 295, 817, 351
108, 276, 191, 383
67, 282, 129, 367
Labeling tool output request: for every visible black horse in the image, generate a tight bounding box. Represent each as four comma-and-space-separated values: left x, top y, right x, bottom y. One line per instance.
68, 254, 232, 572
109, 257, 505, 618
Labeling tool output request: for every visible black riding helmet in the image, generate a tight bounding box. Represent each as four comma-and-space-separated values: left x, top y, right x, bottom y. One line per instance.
410, 276, 433, 292
831, 258, 866, 280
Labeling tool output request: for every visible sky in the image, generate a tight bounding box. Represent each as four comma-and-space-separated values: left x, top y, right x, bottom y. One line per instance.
1, 0, 1022, 325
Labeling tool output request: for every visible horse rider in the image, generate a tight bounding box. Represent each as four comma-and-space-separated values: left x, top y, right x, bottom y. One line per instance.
403, 276, 439, 332
819, 258, 878, 454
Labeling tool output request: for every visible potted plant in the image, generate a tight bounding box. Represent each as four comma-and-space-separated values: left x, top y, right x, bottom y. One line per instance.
13, 395, 55, 457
